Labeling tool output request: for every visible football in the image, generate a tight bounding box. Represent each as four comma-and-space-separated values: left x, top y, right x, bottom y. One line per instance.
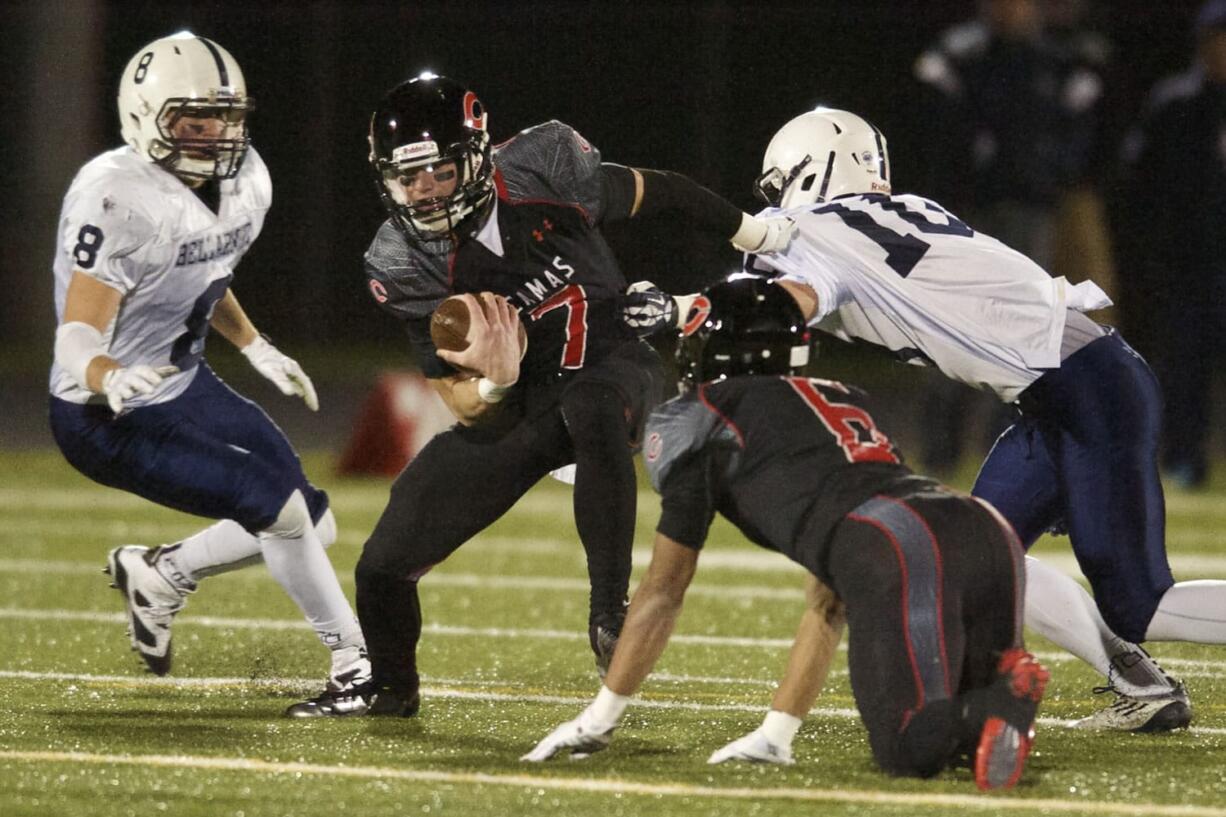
429, 294, 528, 355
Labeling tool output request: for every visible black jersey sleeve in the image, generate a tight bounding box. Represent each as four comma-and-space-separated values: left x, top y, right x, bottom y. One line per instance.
657, 448, 719, 549
494, 121, 605, 223
363, 220, 459, 379
644, 394, 743, 548
599, 164, 743, 238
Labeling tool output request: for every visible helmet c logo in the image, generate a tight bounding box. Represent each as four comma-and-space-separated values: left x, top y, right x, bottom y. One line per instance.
463, 91, 486, 131
645, 432, 663, 463
682, 295, 711, 337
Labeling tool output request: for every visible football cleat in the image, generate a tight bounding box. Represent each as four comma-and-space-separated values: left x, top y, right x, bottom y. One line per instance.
103, 545, 188, 676
974, 649, 1049, 791
590, 605, 627, 679
590, 624, 619, 680
284, 645, 374, 718
367, 686, 421, 717
1070, 682, 1192, 733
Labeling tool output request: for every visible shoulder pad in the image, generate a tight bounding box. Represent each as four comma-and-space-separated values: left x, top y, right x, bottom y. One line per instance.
643, 392, 741, 492
363, 220, 451, 320
494, 121, 603, 219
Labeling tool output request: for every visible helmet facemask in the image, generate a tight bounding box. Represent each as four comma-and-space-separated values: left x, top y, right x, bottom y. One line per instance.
757, 109, 891, 209
152, 96, 253, 181
373, 130, 493, 242
753, 153, 815, 207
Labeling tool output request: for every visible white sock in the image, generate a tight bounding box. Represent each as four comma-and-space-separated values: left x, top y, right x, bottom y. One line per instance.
259, 492, 363, 651
1023, 557, 1171, 695
1145, 581, 1226, 643
156, 520, 261, 588
155, 508, 339, 587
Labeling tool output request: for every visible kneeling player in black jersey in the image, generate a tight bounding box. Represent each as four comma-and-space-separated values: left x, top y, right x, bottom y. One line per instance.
523, 277, 1048, 791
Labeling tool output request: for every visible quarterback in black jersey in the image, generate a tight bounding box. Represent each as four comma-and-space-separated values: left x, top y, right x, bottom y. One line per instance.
525, 278, 1049, 791
341, 74, 795, 719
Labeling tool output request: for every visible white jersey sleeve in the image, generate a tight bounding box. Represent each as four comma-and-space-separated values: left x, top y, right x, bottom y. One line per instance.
755, 193, 1110, 403
50, 147, 271, 407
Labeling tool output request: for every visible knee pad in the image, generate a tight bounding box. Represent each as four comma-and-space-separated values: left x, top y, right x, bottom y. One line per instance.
260, 489, 312, 539
315, 507, 338, 549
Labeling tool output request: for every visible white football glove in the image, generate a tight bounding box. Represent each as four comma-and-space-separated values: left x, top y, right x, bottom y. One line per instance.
241, 336, 319, 411
730, 213, 797, 254
521, 706, 616, 762
707, 727, 795, 765
101, 365, 179, 414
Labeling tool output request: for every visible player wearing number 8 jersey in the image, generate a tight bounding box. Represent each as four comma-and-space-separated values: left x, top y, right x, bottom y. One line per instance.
711, 107, 1226, 739
49, 32, 369, 716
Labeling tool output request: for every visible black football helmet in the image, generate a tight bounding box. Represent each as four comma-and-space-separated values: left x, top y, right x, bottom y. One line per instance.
677, 277, 811, 387
368, 73, 494, 241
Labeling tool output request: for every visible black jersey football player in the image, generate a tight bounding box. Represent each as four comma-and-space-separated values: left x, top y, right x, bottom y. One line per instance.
524, 277, 1050, 791
314, 74, 795, 719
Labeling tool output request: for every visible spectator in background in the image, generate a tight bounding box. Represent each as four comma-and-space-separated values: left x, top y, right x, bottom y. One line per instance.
1113, 0, 1226, 489
911, 0, 1106, 473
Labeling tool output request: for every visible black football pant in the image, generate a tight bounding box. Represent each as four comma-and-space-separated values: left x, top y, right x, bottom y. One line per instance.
824, 489, 1026, 778
355, 342, 664, 693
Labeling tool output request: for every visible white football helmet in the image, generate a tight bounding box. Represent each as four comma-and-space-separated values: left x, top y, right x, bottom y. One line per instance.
754, 108, 891, 208
118, 32, 253, 181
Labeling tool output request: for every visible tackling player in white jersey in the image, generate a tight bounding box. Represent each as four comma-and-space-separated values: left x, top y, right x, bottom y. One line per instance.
49, 32, 367, 716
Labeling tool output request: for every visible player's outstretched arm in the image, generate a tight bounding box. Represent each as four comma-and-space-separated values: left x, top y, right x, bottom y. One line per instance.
600, 165, 795, 256
709, 574, 845, 765
523, 533, 700, 762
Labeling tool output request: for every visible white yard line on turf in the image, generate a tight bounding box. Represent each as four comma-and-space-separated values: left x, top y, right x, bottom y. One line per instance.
2, 605, 1226, 677
2, 750, 1225, 816
2, 668, 1225, 736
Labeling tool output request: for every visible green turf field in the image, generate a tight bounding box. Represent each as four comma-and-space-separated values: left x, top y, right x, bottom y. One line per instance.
2, 449, 1225, 817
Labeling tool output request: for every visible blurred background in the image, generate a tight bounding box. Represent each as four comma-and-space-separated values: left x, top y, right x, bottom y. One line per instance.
1, 0, 1220, 480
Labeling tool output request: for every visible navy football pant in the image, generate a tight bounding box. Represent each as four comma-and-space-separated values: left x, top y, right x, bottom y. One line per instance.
972, 331, 1173, 643
49, 364, 328, 534
825, 490, 1024, 778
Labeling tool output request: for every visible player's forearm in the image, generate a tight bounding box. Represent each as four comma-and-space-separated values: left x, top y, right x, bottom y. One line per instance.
209, 289, 259, 349
600, 165, 742, 237
770, 603, 846, 718
603, 582, 685, 697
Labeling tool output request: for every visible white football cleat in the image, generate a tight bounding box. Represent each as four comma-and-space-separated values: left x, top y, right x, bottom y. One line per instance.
1070, 683, 1192, 733
104, 545, 188, 676
284, 645, 373, 718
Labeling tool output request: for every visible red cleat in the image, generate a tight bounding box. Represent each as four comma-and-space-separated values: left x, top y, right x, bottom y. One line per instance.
974, 649, 1049, 791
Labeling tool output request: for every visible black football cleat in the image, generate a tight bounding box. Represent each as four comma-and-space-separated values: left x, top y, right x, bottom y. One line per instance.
367, 687, 421, 717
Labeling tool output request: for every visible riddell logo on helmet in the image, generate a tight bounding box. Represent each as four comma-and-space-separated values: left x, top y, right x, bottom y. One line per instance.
392, 140, 439, 164
871, 181, 892, 192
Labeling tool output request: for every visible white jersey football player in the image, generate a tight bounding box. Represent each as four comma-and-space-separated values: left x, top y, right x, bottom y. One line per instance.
632, 107, 1218, 761
50, 32, 368, 717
